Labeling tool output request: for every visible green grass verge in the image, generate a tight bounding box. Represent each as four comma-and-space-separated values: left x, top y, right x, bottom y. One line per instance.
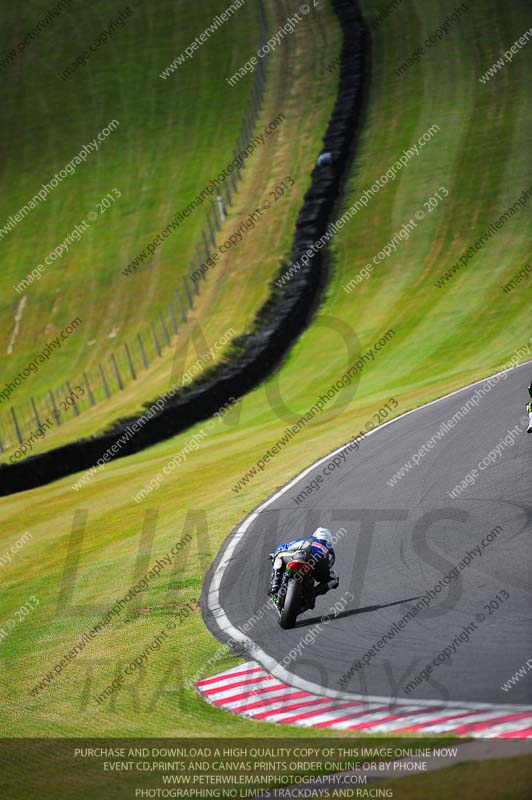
0, 0, 340, 456
362, 755, 532, 799
1, 0, 531, 740
0, 0, 254, 383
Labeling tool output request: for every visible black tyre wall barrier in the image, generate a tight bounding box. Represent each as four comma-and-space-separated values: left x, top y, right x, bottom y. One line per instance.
0, 0, 368, 497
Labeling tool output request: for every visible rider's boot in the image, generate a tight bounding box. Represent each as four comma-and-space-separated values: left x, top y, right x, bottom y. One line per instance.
313, 575, 339, 604
268, 568, 283, 598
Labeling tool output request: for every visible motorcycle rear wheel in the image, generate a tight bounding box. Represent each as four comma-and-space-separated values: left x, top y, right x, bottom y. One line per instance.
279, 578, 301, 629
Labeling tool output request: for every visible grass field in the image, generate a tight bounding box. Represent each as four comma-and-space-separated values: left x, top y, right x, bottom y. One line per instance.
365, 755, 532, 799
1, 0, 531, 744
0, 0, 339, 455
0, 0, 252, 374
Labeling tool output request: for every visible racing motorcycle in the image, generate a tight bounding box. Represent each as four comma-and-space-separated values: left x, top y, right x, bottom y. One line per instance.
271, 541, 316, 629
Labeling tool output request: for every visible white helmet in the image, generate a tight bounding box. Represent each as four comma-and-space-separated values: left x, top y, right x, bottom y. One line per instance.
313, 527, 332, 546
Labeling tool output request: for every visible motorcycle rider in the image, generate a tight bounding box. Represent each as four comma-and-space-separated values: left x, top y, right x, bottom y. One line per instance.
527, 380, 532, 433
268, 527, 339, 606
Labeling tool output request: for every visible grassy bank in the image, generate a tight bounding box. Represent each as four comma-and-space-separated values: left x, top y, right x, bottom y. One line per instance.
1, 0, 531, 739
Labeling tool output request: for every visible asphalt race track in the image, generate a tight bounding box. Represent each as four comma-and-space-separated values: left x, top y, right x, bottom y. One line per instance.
204, 362, 532, 707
